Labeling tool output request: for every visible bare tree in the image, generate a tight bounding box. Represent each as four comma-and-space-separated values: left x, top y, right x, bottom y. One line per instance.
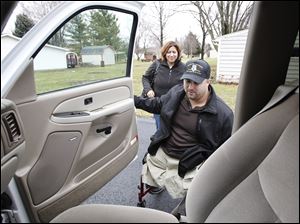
20, 1, 66, 47
176, 1, 212, 58
135, 18, 153, 60
20, 1, 62, 23
189, 1, 254, 51
216, 1, 253, 35
182, 1, 216, 58
146, 1, 177, 47
134, 31, 143, 61
183, 31, 201, 58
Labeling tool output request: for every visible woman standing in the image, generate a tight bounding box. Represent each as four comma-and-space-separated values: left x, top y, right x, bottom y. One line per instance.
142, 41, 185, 130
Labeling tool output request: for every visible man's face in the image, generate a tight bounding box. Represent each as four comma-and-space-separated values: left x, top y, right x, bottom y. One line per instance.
183, 79, 209, 101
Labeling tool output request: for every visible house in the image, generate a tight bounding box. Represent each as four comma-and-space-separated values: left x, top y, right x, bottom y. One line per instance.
215, 29, 299, 84
1, 33, 72, 70
141, 52, 156, 62
1, 33, 19, 60
215, 29, 249, 83
203, 43, 218, 59
81, 45, 116, 66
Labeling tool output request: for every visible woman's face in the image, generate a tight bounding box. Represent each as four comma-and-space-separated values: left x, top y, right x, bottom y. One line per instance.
165, 46, 178, 64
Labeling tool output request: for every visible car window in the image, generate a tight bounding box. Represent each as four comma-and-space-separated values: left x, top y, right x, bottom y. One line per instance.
33, 8, 134, 94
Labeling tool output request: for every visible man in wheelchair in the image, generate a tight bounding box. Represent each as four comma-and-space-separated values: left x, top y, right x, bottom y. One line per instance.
134, 59, 234, 199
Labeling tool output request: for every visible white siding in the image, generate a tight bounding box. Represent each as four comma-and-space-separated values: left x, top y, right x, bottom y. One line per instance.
81, 55, 101, 66
81, 47, 115, 66
103, 48, 115, 65
216, 30, 249, 83
1, 34, 70, 70
34, 46, 69, 70
1, 35, 18, 60
285, 32, 299, 84
286, 57, 299, 83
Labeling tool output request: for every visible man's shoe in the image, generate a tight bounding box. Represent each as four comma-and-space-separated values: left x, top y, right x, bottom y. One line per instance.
150, 187, 164, 194
146, 184, 165, 194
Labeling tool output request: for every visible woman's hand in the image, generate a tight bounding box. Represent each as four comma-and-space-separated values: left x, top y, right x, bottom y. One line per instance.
147, 90, 155, 98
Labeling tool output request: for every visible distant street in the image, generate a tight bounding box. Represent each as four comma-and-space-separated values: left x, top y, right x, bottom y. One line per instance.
83, 117, 184, 214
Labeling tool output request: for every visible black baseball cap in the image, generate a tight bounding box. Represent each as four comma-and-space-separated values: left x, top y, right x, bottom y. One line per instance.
181, 59, 211, 84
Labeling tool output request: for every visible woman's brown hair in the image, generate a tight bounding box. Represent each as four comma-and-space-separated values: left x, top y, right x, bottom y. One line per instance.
160, 41, 181, 62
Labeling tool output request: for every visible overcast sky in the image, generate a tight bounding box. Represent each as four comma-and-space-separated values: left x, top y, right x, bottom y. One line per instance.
140, 1, 210, 43
2, 1, 208, 43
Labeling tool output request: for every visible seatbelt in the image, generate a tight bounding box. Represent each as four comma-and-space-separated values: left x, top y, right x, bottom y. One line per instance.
253, 83, 299, 118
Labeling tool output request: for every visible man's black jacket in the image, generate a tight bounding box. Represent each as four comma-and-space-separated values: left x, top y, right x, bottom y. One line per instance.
134, 84, 234, 177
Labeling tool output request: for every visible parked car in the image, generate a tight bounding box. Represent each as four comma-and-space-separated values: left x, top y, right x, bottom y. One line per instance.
1, 1, 298, 223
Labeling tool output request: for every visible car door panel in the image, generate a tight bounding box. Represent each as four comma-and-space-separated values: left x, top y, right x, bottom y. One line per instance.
9, 76, 138, 222
1, 99, 26, 194
6, 60, 37, 105
51, 86, 132, 123
27, 131, 82, 205
1, 1, 142, 222
1, 156, 19, 192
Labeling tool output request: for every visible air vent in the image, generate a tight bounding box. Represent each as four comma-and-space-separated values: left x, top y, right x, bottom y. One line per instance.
3, 112, 21, 144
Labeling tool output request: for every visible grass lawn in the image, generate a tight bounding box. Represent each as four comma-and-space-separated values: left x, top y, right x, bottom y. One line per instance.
35, 64, 127, 93
35, 57, 238, 118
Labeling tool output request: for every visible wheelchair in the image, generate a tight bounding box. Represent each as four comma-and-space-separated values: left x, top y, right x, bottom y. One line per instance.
137, 176, 154, 207
136, 152, 186, 220
136, 152, 159, 207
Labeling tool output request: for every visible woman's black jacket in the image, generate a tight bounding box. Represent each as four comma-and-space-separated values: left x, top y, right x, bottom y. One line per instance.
142, 59, 185, 97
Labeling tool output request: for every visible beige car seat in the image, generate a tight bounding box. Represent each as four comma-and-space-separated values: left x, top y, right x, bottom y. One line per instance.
186, 84, 299, 223
51, 84, 299, 223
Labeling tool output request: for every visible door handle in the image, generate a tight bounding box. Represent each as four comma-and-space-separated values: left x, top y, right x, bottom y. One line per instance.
96, 126, 112, 135
84, 97, 93, 105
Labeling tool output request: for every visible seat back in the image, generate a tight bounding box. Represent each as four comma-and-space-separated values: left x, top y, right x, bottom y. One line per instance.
186, 86, 299, 222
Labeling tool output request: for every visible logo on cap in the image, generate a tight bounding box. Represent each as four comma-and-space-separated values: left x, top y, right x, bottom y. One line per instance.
187, 63, 202, 75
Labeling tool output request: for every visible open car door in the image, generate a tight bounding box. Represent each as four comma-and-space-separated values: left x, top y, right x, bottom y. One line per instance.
1, 2, 143, 222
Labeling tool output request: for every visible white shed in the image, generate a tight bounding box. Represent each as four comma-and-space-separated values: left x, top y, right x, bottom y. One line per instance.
1, 33, 71, 70
215, 29, 249, 83
81, 45, 116, 66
